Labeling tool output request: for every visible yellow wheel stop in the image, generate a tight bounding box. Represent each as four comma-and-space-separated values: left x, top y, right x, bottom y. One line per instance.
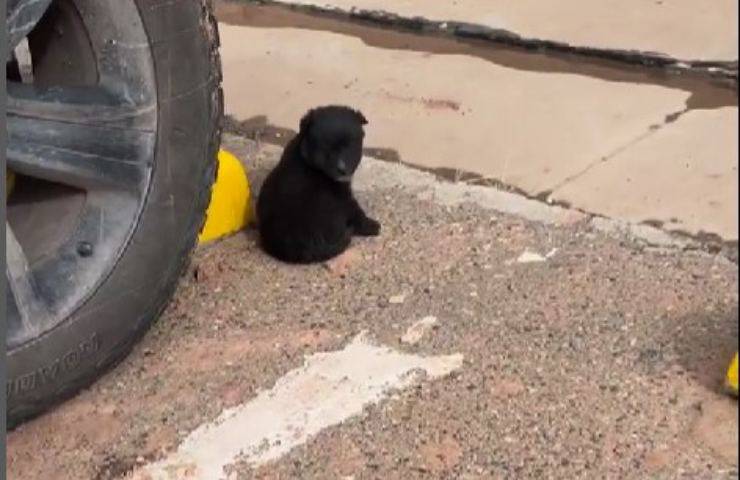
726, 352, 738, 397
198, 149, 252, 243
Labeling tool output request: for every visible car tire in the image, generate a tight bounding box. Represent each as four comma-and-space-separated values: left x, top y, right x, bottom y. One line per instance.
6, 0, 223, 428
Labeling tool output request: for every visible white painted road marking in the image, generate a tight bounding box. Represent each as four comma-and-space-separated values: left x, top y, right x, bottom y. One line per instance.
130, 332, 463, 480
401, 316, 439, 345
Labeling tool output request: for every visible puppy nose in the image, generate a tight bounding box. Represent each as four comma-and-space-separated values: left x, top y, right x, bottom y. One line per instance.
336, 160, 348, 174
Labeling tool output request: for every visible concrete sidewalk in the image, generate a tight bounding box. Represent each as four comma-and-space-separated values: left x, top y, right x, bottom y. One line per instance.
216, 1, 738, 246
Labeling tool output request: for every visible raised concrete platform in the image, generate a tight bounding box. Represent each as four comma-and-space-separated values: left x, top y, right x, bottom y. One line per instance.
217, 3, 738, 243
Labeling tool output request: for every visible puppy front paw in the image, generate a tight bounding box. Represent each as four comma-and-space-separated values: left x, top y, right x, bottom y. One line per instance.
355, 217, 381, 236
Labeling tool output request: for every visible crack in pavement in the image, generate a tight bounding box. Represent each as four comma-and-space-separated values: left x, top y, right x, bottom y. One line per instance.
543, 107, 690, 199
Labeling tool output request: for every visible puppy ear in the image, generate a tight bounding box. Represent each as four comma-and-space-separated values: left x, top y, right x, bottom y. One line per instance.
299, 109, 314, 133
354, 109, 368, 125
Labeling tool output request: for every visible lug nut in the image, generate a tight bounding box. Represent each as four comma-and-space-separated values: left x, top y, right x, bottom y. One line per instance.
77, 241, 94, 257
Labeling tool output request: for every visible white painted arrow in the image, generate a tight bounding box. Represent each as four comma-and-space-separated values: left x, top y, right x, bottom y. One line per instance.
130, 332, 463, 480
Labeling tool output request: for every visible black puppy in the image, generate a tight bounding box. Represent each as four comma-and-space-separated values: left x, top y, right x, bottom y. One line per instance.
256, 105, 380, 263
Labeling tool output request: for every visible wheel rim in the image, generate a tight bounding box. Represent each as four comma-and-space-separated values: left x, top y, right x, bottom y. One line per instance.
5, 0, 157, 350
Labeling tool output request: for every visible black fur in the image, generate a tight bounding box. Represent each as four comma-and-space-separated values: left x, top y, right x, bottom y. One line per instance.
256, 105, 380, 263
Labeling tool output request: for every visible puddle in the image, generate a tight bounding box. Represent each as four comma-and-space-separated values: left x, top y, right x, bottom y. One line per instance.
215, 1, 737, 111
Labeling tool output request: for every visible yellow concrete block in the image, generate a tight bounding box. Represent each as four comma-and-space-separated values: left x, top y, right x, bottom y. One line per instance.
198, 149, 252, 243
726, 352, 738, 396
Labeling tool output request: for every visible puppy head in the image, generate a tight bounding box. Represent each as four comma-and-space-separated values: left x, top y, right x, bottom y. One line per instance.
298, 105, 367, 182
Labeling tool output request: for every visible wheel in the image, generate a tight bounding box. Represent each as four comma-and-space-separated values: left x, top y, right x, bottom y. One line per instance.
5, 0, 223, 428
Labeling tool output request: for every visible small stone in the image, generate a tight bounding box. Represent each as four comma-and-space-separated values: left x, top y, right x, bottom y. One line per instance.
516, 250, 546, 263
515, 248, 558, 264
389, 294, 406, 304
